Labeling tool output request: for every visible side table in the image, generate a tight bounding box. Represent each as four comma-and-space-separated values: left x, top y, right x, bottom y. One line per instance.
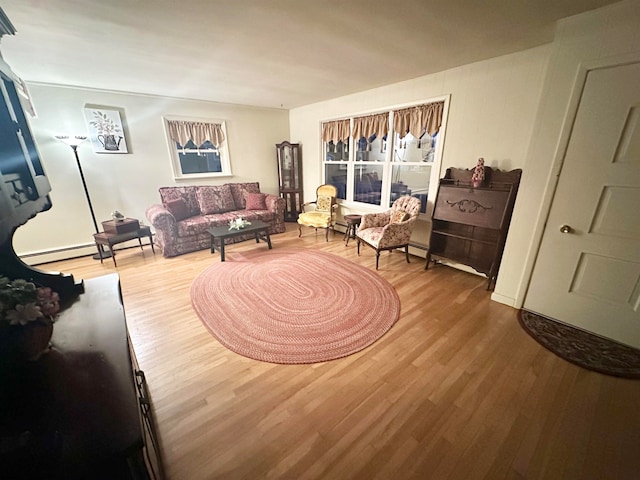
343, 214, 362, 246
93, 225, 155, 267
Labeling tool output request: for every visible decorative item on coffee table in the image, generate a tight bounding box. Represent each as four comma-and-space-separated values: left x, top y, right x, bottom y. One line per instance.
208, 219, 272, 262
228, 217, 251, 231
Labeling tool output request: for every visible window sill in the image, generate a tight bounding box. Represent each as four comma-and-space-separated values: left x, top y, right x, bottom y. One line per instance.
173, 172, 234, 181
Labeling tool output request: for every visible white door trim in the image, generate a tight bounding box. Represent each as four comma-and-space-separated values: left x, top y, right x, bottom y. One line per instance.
516, 51, 640, 309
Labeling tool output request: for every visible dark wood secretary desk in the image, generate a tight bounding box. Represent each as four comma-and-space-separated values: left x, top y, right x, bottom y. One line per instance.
426, 167, 522, 290
0, 274, 164, 479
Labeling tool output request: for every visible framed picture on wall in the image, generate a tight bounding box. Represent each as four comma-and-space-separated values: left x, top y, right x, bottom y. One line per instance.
83, 107, 128, 153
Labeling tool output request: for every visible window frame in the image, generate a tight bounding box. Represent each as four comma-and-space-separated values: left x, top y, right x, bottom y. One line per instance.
321, 95, 450, 217
162, 115, 233, 181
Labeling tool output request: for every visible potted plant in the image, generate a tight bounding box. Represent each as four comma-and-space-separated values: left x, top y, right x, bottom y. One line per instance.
0, 277, 60, 361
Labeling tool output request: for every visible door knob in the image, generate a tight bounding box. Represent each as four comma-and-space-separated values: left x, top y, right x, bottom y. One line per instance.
560, 225, 573, 234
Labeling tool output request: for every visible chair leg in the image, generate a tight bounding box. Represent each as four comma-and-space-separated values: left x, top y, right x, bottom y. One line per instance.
405, 245, 410, 263
375, 250, 380, 270
357, 239, 361, 256
298, 224, 302, 237
325, 227, 329, 241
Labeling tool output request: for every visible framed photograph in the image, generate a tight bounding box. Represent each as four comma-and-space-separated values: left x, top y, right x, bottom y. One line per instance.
83, 107, 128, 153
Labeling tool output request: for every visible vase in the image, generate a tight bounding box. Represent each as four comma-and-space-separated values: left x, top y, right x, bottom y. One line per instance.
97, 134, 122, 151
14, 319, 54, 361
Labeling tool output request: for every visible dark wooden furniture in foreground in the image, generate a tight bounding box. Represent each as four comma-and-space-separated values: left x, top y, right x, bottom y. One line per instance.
426, 167, 522, 290
207, 219, 272, 261
93, 218, 155, 267
343, 214, 362, 246
0, 274, 164, 479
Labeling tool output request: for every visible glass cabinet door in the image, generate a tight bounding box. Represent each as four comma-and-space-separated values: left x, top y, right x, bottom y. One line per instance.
276, 141, 303, 221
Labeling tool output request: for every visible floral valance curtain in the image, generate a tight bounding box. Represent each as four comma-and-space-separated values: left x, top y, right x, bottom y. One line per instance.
393, 101, 444, 139
352, 112, 389, 141
167, 120, 225, 148
322, 119, 350, 144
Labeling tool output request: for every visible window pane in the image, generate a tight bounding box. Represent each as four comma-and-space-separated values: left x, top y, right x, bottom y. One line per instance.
324, 163, 347, 199
325, 140, 348, 161
175, 141, 222, 174
356, 134, 386, 162
178, 150, 222, 174
354, 164, 384, 206
393, 131, 435, 163
391, 164, 431, 213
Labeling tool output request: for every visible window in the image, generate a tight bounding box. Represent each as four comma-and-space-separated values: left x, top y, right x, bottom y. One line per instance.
321, 97, 448, 214
164, 117, 232, 180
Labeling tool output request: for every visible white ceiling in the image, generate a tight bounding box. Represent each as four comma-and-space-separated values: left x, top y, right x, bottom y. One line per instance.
0, 0, 622, 109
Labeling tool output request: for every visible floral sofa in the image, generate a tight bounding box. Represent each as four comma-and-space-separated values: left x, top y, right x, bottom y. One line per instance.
145, 182, 285, 257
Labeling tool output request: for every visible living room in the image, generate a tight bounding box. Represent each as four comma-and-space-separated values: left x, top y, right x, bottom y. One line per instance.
1, 1, 640, 479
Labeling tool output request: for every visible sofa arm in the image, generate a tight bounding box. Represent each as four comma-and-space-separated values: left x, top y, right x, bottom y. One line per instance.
145, 204, 177, 237
264, 194, 286, 234
265, 194, 285, 215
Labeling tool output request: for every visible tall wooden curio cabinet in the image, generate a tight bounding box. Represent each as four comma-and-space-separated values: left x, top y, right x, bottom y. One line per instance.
276, 141, 303, 221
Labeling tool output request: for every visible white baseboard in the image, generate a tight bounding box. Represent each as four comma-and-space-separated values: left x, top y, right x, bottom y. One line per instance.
490, 291, 516, 307
19, 244, 96, 265
19, 237, 153, 266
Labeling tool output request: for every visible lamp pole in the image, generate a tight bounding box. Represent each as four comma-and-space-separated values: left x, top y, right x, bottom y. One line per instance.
55, 135, 110, 260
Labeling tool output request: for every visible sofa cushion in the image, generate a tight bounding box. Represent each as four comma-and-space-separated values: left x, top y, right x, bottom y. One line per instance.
228, 182, 260, 210
196, 184, 236, 214
245, 192, 267, 210
163, 198, 191, 221
159, 186, 200, 217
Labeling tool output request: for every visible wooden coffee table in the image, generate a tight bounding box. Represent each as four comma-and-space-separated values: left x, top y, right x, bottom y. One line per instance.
207, 220, 272, 261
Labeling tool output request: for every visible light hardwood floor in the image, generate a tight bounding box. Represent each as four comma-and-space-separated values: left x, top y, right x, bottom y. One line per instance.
39, 224, 640, 480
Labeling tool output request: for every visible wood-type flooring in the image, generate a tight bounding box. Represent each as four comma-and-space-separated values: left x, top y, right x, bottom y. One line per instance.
39, 224, 640, 480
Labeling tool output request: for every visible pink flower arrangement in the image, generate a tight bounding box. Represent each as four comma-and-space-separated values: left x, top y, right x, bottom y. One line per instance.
0, 277, 60, 326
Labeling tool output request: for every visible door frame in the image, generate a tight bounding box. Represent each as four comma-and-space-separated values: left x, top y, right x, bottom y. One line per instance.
516, 52, 640, 309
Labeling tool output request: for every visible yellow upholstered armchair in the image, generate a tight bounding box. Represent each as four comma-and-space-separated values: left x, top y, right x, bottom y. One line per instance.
356, 195, 422, 269
297, 184, 338, 241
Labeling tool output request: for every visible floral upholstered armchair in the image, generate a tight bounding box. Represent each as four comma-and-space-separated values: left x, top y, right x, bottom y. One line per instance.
297, 184, 338, 241
356, 195, 422, 269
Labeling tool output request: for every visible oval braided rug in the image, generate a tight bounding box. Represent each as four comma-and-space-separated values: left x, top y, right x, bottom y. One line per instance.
191, 248, 400, 364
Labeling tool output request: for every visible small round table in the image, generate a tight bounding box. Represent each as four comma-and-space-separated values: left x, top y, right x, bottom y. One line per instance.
343, 214, 362, 246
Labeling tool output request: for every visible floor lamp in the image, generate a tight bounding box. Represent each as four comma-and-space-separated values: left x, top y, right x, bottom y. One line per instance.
55, 135, 111, 260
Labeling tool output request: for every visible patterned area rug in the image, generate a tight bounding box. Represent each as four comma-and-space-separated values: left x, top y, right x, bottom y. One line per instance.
518, 310, 640, 378
191, 248, 400, 364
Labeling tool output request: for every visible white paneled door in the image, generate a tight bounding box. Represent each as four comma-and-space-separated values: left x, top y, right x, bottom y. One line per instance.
525, 62, 640, 349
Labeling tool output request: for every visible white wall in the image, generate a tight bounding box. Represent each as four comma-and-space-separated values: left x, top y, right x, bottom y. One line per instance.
13, 84, 289, 262
289, 45, 551, 305
513, 0, 640, 308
